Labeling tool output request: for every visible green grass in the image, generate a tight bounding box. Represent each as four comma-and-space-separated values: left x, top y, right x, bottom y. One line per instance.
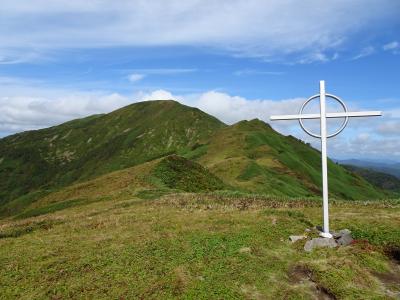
0, 219, 64, 239
14, 198, 92, 219
0, 193, 399, 299
135, 189, 172, 200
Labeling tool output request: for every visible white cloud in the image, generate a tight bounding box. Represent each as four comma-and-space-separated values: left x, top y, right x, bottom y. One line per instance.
352, 46, 375, 60
0, 0, 399, 62
0, 88, 301, 133
128, 73, 145, 82
0, 49, 46, 64
125, 69, 197, 82
383, 41, 399, 50
383, 41, 400, 54
0, 79, 396, 160
189, 91, 304, 125
137, 90, 175, 101
0, 78, 305, 136
297, 52, 330, 64
376, 120, 400, 135
330, 135, 400, 159
0, 93, 131, 132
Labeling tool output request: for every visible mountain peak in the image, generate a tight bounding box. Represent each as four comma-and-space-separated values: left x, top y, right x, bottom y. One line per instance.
0, 100, 226, 205
232, 118, 273, 131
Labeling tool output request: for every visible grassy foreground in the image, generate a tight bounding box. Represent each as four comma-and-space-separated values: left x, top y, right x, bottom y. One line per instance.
0, 194, 399, 299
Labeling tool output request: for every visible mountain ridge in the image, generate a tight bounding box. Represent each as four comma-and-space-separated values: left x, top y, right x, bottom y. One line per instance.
0, 100, 225, 206
0, 100, 388, 217
342, 164, 400, 193
338, 159, 400, 179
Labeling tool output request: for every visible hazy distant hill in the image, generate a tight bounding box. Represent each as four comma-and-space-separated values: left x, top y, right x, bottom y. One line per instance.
339, 159, 400, 179
0, 100, 387, 216
342, 164, 400, 193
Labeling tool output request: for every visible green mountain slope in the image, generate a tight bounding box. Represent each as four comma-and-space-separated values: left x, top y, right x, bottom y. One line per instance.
189, 119, 384, 199
0, 100, 386, 215
0, 100, 226, 204
1, 155, 226, 218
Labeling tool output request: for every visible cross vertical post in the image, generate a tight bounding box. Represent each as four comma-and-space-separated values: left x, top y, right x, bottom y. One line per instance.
319, 80, 332, 238
270, 81, 382, 238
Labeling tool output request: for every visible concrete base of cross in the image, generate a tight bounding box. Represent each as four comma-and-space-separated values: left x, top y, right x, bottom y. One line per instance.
319, 232, 333, 238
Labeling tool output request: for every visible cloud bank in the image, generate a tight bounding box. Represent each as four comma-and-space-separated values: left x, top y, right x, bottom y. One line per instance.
1, 0, 399, 62
1, 80, 397, 160
128, 74, 145, 83
0, 88, 302, 133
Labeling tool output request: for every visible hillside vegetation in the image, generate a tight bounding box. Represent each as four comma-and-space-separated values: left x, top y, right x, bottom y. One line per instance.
191, 119, 383, 199
0, 155, 226, 218
0, 100, 225, 206
0, 100, 388, 217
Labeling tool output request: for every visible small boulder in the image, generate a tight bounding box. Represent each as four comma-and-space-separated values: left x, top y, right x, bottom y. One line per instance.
289, 235, 307, 243
333, 229, 353, 246
304, 238, 337, 252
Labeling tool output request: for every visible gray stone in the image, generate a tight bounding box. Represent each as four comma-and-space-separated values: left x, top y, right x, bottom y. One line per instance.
332, 228, 350, 238
289, 235, 307, 243
339, 229, 352, 235
335, 229, 353, 246
304, 238, 337, 252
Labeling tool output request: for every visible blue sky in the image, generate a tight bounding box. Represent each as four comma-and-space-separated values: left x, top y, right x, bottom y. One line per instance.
1, 0, 399, 160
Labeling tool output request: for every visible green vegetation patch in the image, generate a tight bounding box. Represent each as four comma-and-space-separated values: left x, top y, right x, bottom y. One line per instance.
15, 198, 91, 219
350, 224, 400, 247
0, 189, 53, 218
152, 155, 227, 192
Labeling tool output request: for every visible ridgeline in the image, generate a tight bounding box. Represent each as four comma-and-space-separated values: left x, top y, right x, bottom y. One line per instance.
0, 100, 388, 216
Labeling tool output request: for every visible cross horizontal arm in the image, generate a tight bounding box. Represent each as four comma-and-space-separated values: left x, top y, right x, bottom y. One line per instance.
270, 111, 382, 121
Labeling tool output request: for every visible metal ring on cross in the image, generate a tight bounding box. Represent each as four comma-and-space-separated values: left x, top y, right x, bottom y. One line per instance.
298, 93, 349, 138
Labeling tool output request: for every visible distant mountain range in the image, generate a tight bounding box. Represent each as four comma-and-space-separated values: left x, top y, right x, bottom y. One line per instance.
341, 164, 400, 193
0, 100, 389, 217
337, 159, 400, 179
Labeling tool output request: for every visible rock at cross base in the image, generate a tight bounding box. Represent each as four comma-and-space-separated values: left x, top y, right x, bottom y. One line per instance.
289, 235, 307, 243
304, 238, 337, 252
333, 229, 353, 246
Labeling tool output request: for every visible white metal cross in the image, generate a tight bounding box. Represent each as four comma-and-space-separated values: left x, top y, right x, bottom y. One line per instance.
270, 81, 382, 238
